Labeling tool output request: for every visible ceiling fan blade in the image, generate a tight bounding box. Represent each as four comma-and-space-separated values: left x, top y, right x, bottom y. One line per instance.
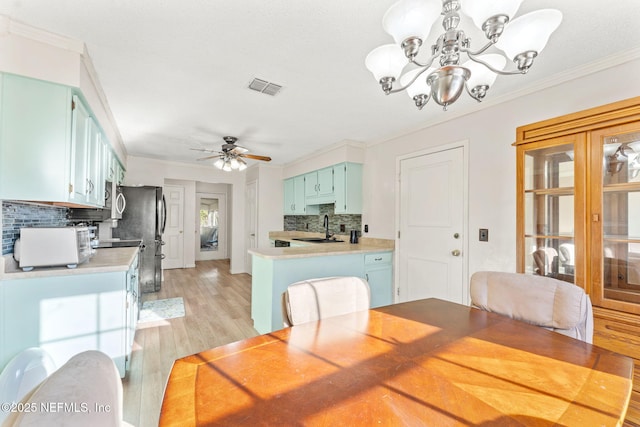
190, 147, 217, 153
241, 154, 272, 162
197, 155, 221, 161
231, 146, 249, 154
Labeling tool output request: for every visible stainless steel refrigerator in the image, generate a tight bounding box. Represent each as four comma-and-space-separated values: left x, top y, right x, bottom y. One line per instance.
113, 186, 166, 292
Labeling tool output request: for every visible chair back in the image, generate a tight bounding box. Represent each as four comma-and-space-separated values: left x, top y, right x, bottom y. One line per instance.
284, 276, 371, 326
470, 271, 593, 343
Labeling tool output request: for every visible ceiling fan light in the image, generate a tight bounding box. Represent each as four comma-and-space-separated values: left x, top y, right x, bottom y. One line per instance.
214, 158, 225, 169
462, 54, 507, 89
496, 9, 563, 60
238, 159, 247, 171
230, 157, 240, 169
459, 0, 524, 30
222, 160, 233, 172
365, 44, 407, 83
382, 0, 441, 45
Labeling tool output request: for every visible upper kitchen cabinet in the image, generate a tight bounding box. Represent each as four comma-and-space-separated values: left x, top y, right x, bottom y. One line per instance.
305, 167, 334, 205
284, 175, 318, 215
0, 73, 73, 203
0, 73, 113, 207
333, 162, 362, 214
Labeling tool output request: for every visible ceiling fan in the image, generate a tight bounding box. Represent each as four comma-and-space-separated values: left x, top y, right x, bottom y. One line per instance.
191, 136, 272, 171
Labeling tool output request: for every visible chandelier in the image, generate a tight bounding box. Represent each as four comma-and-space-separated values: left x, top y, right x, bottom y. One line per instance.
214, 153, 247, 172
365, 0, 562, 110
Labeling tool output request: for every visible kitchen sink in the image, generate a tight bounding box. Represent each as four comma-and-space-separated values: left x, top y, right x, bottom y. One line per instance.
292, 238, 344, 243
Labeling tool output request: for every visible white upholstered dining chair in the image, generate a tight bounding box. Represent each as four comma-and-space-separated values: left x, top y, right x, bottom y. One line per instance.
470, 271, 594, 343
282, 276, 371, 327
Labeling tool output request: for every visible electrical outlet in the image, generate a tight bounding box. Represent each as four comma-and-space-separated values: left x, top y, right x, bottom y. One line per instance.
364, 224, 369, 233
479, 228, 489, 242
340, 224, 345, 232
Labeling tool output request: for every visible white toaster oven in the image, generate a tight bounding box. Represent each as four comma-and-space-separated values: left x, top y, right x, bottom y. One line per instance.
13, 227, 93, 271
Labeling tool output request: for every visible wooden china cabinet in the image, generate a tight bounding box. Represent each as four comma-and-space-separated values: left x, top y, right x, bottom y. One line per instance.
515, 96, 640, 425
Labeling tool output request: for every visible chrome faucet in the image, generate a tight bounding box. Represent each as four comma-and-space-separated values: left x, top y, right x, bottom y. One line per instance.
324, 214, 331, 239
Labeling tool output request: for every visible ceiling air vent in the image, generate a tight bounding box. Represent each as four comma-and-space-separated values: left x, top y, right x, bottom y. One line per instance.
248, 78, 282, 96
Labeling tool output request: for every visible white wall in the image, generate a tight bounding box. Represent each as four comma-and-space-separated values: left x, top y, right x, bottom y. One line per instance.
125, 155, 247, 274
246, 163, 284, 248
364, 58, 640, 277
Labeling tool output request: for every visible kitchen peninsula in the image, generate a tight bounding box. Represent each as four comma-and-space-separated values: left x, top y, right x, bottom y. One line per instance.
0, 247, 140, 377
249, 232, 394, 334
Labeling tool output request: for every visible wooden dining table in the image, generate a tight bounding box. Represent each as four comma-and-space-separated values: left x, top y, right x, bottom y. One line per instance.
159, 298, 634, 426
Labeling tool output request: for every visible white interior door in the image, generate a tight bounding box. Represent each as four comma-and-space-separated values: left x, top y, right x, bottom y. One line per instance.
245, 180, 258, 274
398, 146, 467, 304
195, 192, 226, 261
163, 184, 185, 269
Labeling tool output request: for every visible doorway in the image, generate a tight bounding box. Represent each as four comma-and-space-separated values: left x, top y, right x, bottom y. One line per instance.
163, 184, 185, 269
397, 143, 468, 304
196, 192, 227, 261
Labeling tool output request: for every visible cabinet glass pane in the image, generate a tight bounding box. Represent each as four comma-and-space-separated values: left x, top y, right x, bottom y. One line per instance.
603, 132, 640, 185
523, 144, 574, 191
524, 237, 575, 283
601, 130, 640, 304
602, 189, 640, 304
525, 193, 574, 236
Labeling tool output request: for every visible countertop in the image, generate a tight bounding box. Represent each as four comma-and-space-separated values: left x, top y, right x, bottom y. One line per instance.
1, 247, 139, 279
248, 231, 394, 260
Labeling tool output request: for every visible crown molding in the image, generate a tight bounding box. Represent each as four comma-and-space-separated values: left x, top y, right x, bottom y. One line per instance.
0, 14, 84, 53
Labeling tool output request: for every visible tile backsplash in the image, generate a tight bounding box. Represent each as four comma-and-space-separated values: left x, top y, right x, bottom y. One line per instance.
1, 201, 69, 255
284, 204, 361, 235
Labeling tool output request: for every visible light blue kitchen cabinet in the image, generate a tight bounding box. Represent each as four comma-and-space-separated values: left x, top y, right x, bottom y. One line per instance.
0, 72, 117, 206
104, 138, 115, 182
69, 95, 90, 203
0, 73, 73, 202
250, 249, 392, 333
86, 118, 105, 206
364, 252, 393, 308
0, 254, 140, 378
333, 162, 363, 214
305, 166, 334, 205
283, 175, 318, 215
116, 159, 126, 185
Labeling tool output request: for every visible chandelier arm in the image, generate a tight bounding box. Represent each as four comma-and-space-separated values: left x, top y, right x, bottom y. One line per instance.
461, 40, 495, 57
409, 51, 439, 69
387, 65, 433, 94
463, 50, 527, 76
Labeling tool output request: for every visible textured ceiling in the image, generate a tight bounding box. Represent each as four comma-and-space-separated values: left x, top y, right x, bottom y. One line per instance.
1, 1, 639, 166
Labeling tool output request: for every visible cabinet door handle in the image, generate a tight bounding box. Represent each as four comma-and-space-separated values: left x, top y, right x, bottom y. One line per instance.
375, 257, 382, 261
365, 274, 369, 281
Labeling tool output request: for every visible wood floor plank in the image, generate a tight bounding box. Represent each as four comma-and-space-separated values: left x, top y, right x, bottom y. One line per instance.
122, 259, 258, 427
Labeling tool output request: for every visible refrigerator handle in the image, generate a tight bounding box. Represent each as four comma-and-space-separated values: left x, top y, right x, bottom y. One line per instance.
161, 194, 167, 235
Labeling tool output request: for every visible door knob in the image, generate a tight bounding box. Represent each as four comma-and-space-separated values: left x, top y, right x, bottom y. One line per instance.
451, 249, 461, 256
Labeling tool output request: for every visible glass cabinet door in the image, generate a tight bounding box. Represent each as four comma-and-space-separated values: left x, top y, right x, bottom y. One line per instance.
591, 124, 640, 310
517, 134, 585, 284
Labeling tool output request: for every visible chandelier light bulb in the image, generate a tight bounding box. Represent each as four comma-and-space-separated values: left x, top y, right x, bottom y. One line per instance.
365, 44, 407, 83
459, 0, 524, 30
496, 9, 563, 63
462, 54, 507, 92
400, 67, 432, 99
382, 0, 440, 47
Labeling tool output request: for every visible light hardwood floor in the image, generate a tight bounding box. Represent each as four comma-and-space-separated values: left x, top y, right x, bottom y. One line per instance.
122, 260, 259, 427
